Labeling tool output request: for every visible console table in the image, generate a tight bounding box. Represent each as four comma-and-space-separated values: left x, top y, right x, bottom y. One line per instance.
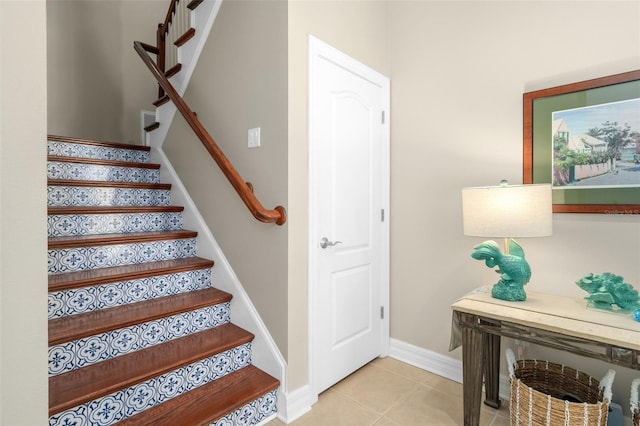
450, 288, 640, 426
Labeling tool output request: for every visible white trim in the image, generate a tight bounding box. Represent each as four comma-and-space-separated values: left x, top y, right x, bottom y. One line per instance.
389, 338, 463, 384
140, 109, 155, 147
279, 384, 316, 424
307, 34, 391, 398
147, 0, 222, 150
389, 338, 512, 402
149, 147, 288, 416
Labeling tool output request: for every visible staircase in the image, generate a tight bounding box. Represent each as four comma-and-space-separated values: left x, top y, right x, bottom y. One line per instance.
47, 135, 279, 425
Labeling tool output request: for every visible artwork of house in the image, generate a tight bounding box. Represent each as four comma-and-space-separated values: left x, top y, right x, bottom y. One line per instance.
568, 133, 608, 154
553, 119, 608, 154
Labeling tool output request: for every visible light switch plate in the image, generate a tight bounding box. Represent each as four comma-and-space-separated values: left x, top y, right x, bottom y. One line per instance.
248, 127, 261, 148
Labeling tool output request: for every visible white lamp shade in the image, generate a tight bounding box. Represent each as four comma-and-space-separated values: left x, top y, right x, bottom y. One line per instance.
462, 183, 553, 238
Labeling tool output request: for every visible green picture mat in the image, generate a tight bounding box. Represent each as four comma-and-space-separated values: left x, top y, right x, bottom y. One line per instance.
532, 79, 640, 205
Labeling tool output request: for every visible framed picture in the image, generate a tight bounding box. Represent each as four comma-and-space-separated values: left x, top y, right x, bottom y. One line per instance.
523, 70, 640, 214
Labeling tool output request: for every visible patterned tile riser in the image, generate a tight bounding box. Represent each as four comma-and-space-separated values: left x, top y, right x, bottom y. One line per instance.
48, 161, 160, 184
48, 186, 171, 207
48, 212, 183, 237
48, 141, 151, 163
48, 268, 212, 319
49, 343, 253, 426
49, 303, 231, 376
211, 390, 278, 426
47, 139, 278, 422
48, 238, 198, 274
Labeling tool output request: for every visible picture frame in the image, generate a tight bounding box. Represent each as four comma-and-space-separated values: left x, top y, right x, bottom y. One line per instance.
523, 70, 640, 214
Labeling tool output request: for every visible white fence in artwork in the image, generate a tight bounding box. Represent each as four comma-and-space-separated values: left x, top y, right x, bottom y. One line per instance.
574, 162, 611, 180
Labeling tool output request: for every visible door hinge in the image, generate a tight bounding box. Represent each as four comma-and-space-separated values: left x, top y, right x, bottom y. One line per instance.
382, 111, 385, 124
381, 209, 385, 222
380, 306, 384, 319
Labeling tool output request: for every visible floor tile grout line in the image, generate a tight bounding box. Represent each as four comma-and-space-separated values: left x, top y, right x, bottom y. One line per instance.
330, 363, 425, 417
333, 360, 470, 423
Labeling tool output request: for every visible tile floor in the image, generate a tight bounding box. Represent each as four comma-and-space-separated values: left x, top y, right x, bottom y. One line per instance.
269, 357, 510, 425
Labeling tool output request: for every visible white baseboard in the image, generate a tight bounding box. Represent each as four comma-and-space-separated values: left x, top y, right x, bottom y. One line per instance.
389, 338, 463, 384
389, 338, 511, 401
280, 384, 315, 424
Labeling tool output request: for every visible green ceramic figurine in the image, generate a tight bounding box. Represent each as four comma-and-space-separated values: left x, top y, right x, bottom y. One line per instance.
576, 272, 640, 322
471, 239, 531, 301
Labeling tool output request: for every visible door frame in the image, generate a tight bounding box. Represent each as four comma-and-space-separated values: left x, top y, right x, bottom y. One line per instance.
307, 34, 390, 399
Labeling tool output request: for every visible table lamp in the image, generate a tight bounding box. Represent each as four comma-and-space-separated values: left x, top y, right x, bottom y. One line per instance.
461, 180, 552, 301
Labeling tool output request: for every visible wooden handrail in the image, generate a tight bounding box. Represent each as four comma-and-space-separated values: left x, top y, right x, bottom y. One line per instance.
134, 40, 287, 225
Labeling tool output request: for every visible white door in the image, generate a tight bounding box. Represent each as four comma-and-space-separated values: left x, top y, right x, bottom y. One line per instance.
309, 36, 390, 395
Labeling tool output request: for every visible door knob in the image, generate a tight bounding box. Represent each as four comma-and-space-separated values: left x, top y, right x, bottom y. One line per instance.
320, 237, 342, 249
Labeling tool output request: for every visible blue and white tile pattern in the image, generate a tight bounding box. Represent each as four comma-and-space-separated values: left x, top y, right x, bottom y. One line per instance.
47, 137, 278, 423
48, 161, 160, 184
212, 390, 278, 426
49, 302, 231, 375
48, 186, 171, 207
48, 268, 212, 319
48, 238, 198, 273
48, 140, 150, 163
48, 212, 182, 237
49, 344, 253, 426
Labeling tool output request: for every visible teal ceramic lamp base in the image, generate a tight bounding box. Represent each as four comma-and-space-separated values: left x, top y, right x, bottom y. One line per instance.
491, 279, 527, 301
471, 239, 532, 302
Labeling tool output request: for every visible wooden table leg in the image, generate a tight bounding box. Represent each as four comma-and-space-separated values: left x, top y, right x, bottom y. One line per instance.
460, 313, 483, 426
482, 322, 501, 409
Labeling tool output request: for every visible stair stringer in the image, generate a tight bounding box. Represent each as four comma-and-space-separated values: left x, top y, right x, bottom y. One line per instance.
147, 0, 223, 150
150, 146, 288, 420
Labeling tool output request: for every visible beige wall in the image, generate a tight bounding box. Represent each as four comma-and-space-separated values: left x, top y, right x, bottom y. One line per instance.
287, 0, 390, 390
163, 0, 290, 356
47, 0, 163, 143
388, 0, 640, 357
0, 1, 49, 423
387, 0, 639, 415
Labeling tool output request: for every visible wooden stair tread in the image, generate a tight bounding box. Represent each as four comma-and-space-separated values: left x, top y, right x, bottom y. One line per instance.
165, 63, 182, 78
48, 230, 198, 249
49, 323, 254, 416
49, 257, 214, 291
187, 0, 205, 10
49, 287, 232, 345
153, 95, 170, 107
48, 135, 151, 152
47, 179, 171, 190
144, 122, 160, 132
175, 28, 195, 47
48, 155, 160, 169
48, 205, 184, 215
117, 365, 279, 426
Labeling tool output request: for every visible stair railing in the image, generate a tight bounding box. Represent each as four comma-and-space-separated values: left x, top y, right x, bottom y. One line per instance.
134, 40, 287, 225
156, 0, 195, 99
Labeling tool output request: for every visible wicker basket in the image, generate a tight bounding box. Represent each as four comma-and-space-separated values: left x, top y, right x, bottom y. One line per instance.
632, 378, 640, 426
506, 349, 615, 426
